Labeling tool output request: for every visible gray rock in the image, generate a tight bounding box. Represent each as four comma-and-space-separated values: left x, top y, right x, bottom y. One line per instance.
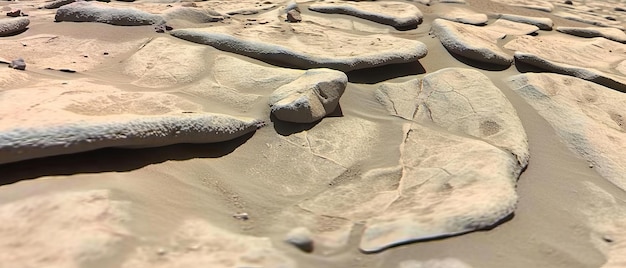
269, 69, 347, 123
55, 2, 164, 26
309, 1, 423, 30
161, 7, 224, 23
285, 227, 314, 253
0, 17, 29, 36
499, 13, 553, 30
42, 0, 75, 9
6, 9, 22, 17
9, 58, 25, 70
431, 18, 512, 66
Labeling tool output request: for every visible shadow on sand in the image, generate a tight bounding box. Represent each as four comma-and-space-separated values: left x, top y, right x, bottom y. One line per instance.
0, 131, 256, 186
271, 105, 344, 136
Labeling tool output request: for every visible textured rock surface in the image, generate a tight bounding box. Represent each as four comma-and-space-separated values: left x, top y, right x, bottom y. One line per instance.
0, 190, 130, 267
0, 81, 261, 164
499, 13, 553, 30
123, 219, 294, 268
170, 23, 428, 72
309, 1, 423, 30
269, 69, 347, 123
42, 0, 75, 9
375, 79, 421, 120
55, 2, 164, 26
0, 17, 29, 36
484, 19, 539, 35
556, 26, 626, 43
491, 0, 554, 12
508, 73, 626, 191
432, 19, 512, 66
435, 6, 488, 25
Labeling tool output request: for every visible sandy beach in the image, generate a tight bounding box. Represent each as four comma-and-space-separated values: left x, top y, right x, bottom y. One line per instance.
1, 0, 626, 267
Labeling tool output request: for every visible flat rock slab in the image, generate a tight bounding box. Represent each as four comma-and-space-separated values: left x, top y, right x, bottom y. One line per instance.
499, 13, 553, 30
0, 81, 261, 164
42, 0, 75, 9
556, 26, 626, 43
491, 0, 554, 12
122, 219, 294, 268
434, 6, 488, 25
269, 69, 347, 123
484, 19, 539, 36
432, 19, 512, 66
513, 52, 626, 92
375, 79, 421, 120
0, 17, 29, 36
308, 1, 423, 30
55, 2, 164, 26
170, 23, 427, 72
0, 190, 130, 267
508, 73, 626, 191
554, 10, 623, 29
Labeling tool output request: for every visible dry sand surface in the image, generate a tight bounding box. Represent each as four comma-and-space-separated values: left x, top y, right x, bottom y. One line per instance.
1, 0, 626, 267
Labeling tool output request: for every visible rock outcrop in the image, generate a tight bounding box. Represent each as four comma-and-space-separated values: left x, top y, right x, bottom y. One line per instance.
309, 1, 423, 30
55, 2, 164, 26
0, 17, 29, 36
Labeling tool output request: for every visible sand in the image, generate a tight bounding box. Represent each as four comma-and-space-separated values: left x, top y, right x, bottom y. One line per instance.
1, 0, 626, 267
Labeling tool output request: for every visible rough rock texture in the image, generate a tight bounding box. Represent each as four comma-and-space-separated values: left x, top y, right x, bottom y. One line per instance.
513, 52, 626, 92
42, 0, 75, 9
269, 69, 347, 123
554, 10, 623, 29
0, 190, 130, 267
500, 13, 553, 30
309, 1, 423, 30
435, 6, 488, 25
286, 9, 301, 23
508, 73, 626, 191
556, 26, 626, 43
484, 19, 539, 35
0, 81, 262, 164
170, 23, 428, 72
123, 219, 294, 268
0, 17, 29, 36
432, 19, 512, 66
375, 79, 421, 120
9, 58, 25, 70
55, 2, 164, 26
161, 7, 224, 23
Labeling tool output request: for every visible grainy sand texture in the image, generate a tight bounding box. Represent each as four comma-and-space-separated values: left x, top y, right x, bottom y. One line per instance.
1, 0, 626, 267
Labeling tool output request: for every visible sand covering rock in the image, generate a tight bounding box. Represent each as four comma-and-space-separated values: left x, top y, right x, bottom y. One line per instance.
170, 22, 428, 72
0, 190, 130, 267
431, 19, 512, 66
308, 1, 423, 30
508, 73, 626, 191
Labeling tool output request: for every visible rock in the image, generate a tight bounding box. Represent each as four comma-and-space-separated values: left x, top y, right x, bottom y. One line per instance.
513, 52, 626, 92
556, 26, 626, 43
499, 13, 553, 30
8, 58, 25, 70
285, 227, 314, 253
399, 258, 473, 268
170, 23, 428, 72
490, 0, 554, 12
284, 0, 299, 13
0, 17, 29, 36
564, 0, 573, 4
553, 11, 623, 28
286, 9, 301, 23
435, 6, 488, 25
269, 69, 347, 123
431, 19, 512, 66
484, 19, 539, 36
6, 9, 22, 17
0, 190, 130, 267
0, 81, 263, 164
55, 2, 164, 26
308, 1, 423, 30
376, 79, 421, 120
42, 0, 75, 9
508, 73, 626, 191
161, 7, 224, 23
233, 212, 249, 220
122, 220, 295, 268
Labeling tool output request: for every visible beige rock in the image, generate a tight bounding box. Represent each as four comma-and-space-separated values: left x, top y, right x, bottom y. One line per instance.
484, 19, 539, 36
491, 0, 554, 12
309, 1, 423, 30
434, 6, 488, 25
557, 26, 626, 43
499, 13, 553, 30
0, 190, 130, 268
375, 79, 421, 120
508, 73, 626, 191
399, 258, 473, 268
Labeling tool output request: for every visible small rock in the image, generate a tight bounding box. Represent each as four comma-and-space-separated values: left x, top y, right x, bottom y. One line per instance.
589, 164, 594, 168
284, 227, 314, 253
59, 68, 76, 73
181, 2, 196, 7
615, 7, 626, 12
156, 248, 167, 256
603, 236, 613, 243
233, 212, 249, 220
286, 9, 301, 23
9, 58, 25, 70
103, 52, 109, 55
6, 9, 21, 17
155, 23, 173, 33
564, 0, 573, 4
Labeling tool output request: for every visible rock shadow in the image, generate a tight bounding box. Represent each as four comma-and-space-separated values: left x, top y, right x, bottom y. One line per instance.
347, 61, 426, 84
0, 131, 255, 186
447, 50, 512, 71
360, 212, 516, 254
271, 105, 343, 136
